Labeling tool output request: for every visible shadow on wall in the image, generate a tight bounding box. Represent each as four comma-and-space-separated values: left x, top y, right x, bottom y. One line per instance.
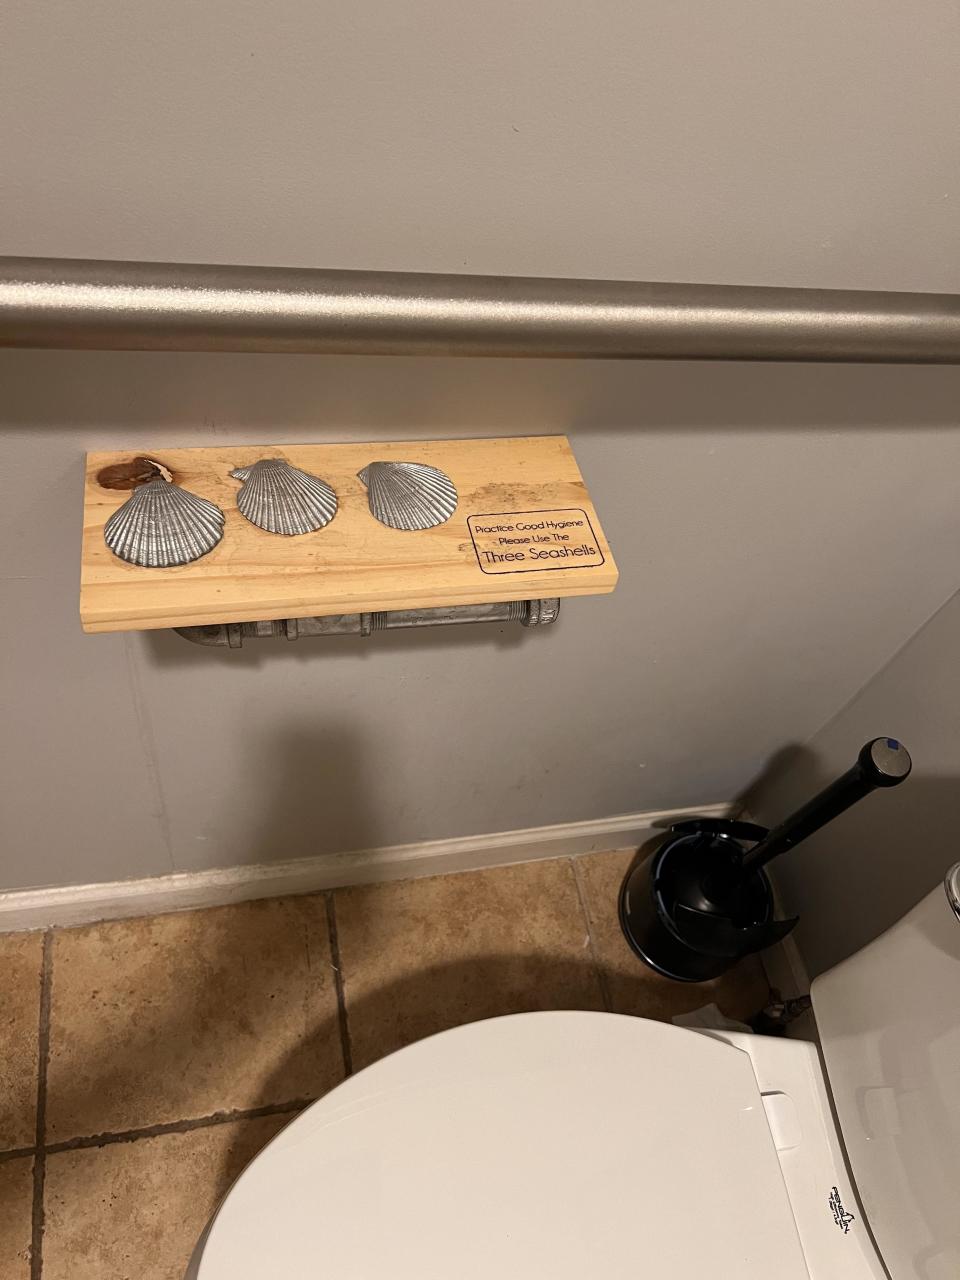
138, 621, 536, 865
241, 726, 382, 864
742, 744, 959, 977
3, 348, 960, 437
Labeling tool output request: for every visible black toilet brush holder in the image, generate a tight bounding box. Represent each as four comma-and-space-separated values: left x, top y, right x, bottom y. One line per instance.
619, 737, 912, 982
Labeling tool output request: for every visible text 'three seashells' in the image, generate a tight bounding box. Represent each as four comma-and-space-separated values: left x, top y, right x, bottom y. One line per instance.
103, 477, 225, 567
230, 458, 338, 535
357, 461, 458, 531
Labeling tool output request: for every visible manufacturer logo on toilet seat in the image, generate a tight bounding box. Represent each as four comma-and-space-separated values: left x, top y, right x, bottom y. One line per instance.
829, 1186, 855, 1234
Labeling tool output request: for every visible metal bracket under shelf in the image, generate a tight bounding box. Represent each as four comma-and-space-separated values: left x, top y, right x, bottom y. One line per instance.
175, 598, 560, 647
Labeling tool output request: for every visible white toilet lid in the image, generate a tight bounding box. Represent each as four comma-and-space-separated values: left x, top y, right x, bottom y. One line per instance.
197, 1012, 808, 1279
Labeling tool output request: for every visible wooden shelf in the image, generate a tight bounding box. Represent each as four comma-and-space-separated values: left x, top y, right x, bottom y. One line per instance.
80, 435, 618, 633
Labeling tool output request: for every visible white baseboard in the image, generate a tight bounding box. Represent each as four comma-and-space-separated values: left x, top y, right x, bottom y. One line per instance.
0, 803, 729, 933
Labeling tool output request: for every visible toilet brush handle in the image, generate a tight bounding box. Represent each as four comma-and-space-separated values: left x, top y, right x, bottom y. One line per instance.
739, 738, 911, 877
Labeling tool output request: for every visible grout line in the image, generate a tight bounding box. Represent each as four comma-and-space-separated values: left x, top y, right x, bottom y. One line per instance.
43, 1098, 312, 1156
324, 891, 354, 1077
30, 931, 53, 1280
0, 1146, 35, 1165
569, 857, 612, 1013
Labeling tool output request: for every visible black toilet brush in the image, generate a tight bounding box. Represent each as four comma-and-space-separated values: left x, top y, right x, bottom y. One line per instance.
619, 738, 912, 982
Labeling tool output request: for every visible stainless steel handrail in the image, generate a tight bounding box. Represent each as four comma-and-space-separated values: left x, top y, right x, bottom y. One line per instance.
1, 255, 959, 362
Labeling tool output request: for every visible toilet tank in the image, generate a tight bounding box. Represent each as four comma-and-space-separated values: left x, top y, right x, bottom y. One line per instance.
811, 865, 960, 1280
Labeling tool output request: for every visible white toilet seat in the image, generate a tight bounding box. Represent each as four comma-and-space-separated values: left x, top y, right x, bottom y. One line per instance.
194, 1011, 810, 1279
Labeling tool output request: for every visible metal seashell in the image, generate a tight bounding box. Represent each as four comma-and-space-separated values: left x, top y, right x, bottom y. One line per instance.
104, 477, 225, 567
357, 461, 458, 531
230, 458, 338, 535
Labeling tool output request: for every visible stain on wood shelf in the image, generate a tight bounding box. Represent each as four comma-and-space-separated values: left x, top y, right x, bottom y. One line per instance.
80, 435, 618, 633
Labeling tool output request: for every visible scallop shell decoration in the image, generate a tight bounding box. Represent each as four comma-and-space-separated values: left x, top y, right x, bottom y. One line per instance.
103, 477, 225, 567
357, 461, 458, 531
230, 459, 338, 535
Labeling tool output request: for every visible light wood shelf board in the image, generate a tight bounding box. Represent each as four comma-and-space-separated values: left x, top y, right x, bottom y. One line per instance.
80, 435, 618, 633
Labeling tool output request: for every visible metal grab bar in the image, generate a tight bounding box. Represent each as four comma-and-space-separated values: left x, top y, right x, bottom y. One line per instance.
1, 255, 959, 363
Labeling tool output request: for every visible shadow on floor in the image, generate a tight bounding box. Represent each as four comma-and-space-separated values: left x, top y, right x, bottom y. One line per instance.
191, 932, 770, 1275
1, 723, 781, 1271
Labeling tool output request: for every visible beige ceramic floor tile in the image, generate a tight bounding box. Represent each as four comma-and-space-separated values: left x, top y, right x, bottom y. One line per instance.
336, 858, 605, 1069
0, 1156, 33, 1280
47, 896, 343, 1142
576, 848, 771, 1022
0, 931, 43, 1150
43, 1112, 289, 1280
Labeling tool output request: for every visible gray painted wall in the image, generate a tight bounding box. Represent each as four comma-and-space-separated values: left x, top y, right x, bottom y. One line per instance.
749, 591, 960, 978
3, 2, 960, 891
